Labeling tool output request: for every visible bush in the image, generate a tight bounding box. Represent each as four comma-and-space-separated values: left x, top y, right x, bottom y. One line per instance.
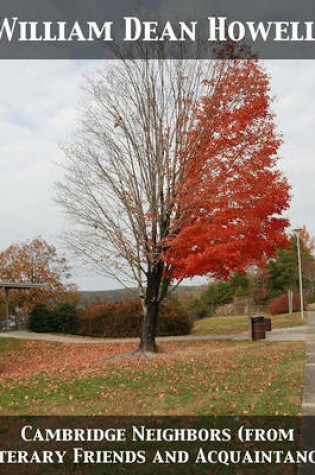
52, 302, 78, 334
269, 293, 307, 315
77, 299, 193, 338
189, 297, 209, 319
28, 304, 53, 333
28, 302, 78, 334
166, 292, 181, 307
158, 301, 193, 336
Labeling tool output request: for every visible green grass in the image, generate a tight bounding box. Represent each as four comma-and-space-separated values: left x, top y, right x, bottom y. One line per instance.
0, 337, 21, 353
0, 339, 304, 416
193, 311, 307, 335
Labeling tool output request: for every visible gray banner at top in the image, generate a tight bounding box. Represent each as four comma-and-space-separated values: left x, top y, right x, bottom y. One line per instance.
0, 0, 315, 59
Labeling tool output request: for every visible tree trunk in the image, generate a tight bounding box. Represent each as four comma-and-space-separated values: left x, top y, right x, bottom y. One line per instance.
139, 300, 159, 352
138, 265, 165, 353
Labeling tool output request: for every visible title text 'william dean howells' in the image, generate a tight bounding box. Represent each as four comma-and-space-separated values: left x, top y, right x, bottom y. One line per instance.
1, 17, 315, 43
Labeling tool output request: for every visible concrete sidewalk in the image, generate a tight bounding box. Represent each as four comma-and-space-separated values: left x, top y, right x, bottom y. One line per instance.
265, 324, 308, 342
0, 329, 248, 343
302, 311, 315, 415
300, 312, 315, 474
0, 324, 308, 344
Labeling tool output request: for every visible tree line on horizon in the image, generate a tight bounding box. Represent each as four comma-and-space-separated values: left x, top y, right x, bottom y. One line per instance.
1, 225, 314, 324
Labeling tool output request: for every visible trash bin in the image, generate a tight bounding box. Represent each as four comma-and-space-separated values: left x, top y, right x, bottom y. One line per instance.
251, 316, 266, 341
264, 317, 272, 332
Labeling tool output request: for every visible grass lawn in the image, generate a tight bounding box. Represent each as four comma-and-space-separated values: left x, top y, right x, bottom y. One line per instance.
193, 311, 307, 336
0, 337, 304, 416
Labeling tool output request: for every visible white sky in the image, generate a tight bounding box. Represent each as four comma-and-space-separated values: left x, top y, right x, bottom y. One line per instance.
0, 60, 314, 290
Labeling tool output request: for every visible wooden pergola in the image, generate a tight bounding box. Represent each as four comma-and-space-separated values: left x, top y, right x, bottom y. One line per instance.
0, 281, 48, 330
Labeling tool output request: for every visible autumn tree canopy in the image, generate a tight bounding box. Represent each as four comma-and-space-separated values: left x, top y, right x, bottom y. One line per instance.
165, 60, 290, 280
0, 238, 78, 314
57, 58, 290, 352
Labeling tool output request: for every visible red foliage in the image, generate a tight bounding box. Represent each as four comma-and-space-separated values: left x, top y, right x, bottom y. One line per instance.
269, 293, 307, 315
165, 60, 290, 280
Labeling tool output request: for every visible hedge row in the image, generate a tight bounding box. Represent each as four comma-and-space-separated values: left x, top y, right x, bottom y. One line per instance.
28, 299, 193, 337
28, 302, 78, 334
269, 292, 307, 315
78, 299, 193, 338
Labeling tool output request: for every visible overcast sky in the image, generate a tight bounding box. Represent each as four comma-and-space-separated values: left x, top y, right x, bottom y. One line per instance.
0, 60, 314, 290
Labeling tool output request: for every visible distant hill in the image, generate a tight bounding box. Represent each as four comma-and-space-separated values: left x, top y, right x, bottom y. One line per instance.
79, 285, 207, 306
79, 288, 139, 306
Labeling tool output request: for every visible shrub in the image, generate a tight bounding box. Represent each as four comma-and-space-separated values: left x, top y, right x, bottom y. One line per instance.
158, 301, 193, 336
77, 299, 193, 338
52, 302, 78, 334
189, 297, 209, 319
269, 293, 307, 315
28, 304, 53, 333
166, 292, 181, 307
28, 302, 78, 334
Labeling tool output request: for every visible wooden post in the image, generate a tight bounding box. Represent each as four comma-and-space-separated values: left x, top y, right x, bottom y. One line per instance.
248, 297, 252, 340
5, 289, 9, 330
248, 315, 252, 340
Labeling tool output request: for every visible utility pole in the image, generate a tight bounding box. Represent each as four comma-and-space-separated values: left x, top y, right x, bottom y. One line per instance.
293, 228, 304, 320
288, 289, 293, 315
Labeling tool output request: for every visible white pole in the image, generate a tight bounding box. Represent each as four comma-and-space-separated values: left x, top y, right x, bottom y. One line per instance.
295, 230, 304, 320
288, 289, 293, 315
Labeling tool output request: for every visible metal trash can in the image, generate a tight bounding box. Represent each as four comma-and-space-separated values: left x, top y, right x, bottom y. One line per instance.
264, 317, 272, 332
251, 316, 266, 341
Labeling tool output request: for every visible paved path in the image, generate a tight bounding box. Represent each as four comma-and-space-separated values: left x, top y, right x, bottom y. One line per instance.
300, 312, 315, 474
302, 311, 315, 415
265, 325, 308, 342
0, 329, 247, 343
0, 325, 308, 344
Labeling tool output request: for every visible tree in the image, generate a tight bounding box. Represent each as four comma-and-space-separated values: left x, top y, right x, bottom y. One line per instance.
188, 273, 249, 319
268, 226, 315, 300
246, 266, 271, 304
57, 59, 290, 352
0, 238, 78, 315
